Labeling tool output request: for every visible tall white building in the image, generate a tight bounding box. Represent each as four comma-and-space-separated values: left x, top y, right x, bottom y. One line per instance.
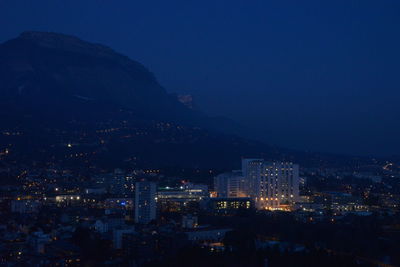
214, 170, 246, 198
134, 181, 156, 224
242, 159, 299, 210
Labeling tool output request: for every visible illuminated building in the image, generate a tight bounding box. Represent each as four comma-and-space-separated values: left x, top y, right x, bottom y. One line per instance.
206, 197, 253, 213
134, 181, 156, 224
55, 195, 81, 206
156, 184, 208, 212
323, 191, 369, 212
242, 159, 300, 210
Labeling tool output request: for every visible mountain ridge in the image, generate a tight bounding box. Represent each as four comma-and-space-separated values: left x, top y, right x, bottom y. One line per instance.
1, 31, 247, 134
0, 31, 281, 169
0, 31, 378, 170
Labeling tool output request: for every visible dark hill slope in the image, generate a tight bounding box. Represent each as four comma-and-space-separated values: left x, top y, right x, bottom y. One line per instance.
0, 32, 283, 169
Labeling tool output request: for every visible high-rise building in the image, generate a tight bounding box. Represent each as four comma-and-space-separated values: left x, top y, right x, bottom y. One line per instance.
242, 159, 299, 210
134, 181, 156, 224
214, 170, 246, 198
241, 159, 264, 199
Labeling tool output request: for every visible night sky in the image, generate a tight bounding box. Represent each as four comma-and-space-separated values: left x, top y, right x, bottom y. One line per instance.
1, 0, 400, 156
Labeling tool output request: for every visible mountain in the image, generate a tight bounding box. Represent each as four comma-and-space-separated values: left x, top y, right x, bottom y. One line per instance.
0, 31, 246, 133
0, 32, 382, 171
0, 32, 203, 124
0, 31, 284, 170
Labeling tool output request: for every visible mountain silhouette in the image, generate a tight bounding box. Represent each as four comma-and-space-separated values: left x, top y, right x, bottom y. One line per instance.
0, 31, 283, 169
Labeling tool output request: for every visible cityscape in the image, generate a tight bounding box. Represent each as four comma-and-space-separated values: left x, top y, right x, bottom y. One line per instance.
1, 1, 400, 267
1, 156, 400, 266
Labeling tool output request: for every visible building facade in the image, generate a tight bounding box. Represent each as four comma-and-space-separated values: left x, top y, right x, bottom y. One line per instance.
241, 159, 300, 210
134, 181, 156, 224
214, 170, 246, 198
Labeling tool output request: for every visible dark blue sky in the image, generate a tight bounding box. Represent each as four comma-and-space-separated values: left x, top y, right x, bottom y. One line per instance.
1, 0, 400, 156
